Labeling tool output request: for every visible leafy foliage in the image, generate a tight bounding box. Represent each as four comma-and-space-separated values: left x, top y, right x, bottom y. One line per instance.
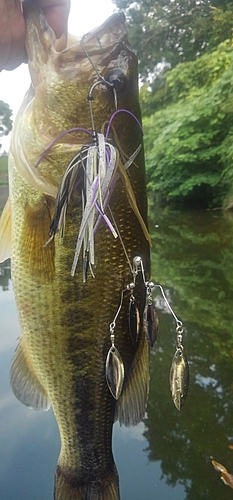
113, 0, 233, 80
141, 40, 233, 113
0, 100, 12, 150
142, 41, 233, 208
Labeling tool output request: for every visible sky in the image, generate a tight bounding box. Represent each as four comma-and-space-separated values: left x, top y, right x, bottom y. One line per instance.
0, 0, 115, 151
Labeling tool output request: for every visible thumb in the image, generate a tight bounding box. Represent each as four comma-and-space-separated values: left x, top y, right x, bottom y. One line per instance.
38, 0, 70, 38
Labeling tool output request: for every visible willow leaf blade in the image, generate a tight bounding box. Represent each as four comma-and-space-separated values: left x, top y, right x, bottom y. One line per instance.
170, 349, 189, 411
106, 346, 124, 400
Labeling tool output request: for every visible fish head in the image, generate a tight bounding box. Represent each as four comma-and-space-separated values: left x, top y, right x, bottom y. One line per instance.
27, 6, 139, 124
11, 2, 141, 195
35, 9, 139, 137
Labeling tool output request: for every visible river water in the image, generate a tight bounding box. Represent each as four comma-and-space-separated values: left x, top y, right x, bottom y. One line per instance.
1, 208, 233, 500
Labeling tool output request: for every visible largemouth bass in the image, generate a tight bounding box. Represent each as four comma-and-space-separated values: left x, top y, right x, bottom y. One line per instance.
0, 2, 151, 499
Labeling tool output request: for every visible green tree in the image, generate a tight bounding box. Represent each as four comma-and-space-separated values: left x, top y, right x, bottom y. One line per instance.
113, 0, 233, 80
142, 41, 233, 208
0, 100, 13, 150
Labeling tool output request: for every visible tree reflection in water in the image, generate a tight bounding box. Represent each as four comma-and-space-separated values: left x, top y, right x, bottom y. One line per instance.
144, 209, 233, 500
0, 259, 11, 291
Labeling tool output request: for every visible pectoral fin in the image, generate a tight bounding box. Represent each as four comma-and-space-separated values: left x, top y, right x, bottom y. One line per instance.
0, 198, 11, 263
10, 339, 50, 411
21, 197, 55, 283
115, 328, 150, 426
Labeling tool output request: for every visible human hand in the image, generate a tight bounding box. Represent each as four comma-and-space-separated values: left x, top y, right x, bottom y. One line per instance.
0, 0, 70, 71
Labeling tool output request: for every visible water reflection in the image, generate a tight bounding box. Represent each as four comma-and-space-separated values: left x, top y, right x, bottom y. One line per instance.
0, 259, 11, 291
144, 209, 233, 500
1, 210, 233, 499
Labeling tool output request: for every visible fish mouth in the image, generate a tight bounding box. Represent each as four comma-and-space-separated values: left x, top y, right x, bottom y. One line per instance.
56, 12, 137, 78
23, 1, 135, 78
67, 12, 127, 54
22, 3, 136, 107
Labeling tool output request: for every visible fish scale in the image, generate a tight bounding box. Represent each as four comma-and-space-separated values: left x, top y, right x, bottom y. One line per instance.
0, 3, 151, 499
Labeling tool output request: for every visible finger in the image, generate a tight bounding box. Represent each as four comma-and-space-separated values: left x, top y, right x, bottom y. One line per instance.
0, 0, 25, 71
39, 0, 70, 38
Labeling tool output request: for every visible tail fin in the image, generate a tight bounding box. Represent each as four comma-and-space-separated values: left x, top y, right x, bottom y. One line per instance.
54, 463, 120, 500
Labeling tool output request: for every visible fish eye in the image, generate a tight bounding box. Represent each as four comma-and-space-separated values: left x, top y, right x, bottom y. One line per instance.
104, 69, 128, 93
